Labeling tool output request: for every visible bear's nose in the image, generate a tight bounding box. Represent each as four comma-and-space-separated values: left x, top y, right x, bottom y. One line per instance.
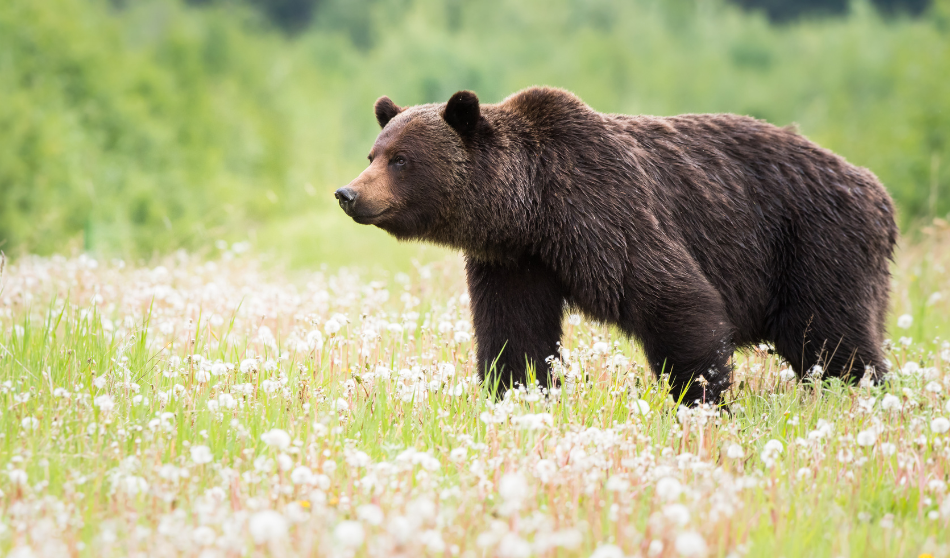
335, 187, 357, 211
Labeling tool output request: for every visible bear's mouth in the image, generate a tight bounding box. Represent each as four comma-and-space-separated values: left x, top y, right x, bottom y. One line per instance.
351, 208, 391, 225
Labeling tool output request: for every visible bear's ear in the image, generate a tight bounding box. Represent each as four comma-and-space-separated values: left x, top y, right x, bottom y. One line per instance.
375, 96, 402, 128
443, 90, 480, 137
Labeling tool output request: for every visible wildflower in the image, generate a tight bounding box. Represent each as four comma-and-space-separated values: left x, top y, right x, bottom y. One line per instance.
291, 466, 314, 485
498, 473, 528, 514
568, 314, 582, 326
664, 503, 690, 525
120, 476, 148, 496
592, 342, 610, 355
779, 368, 796, 382
725, 443, 744, 459
761, 439, 783, 468
881, 442, 897, 455
191, 525, 215, 546
926, 381, 943, 393
656, 477, 682, 501
856, 429, 877, 447
336, 398, 349, 412
191, 445, 213, 465
675, 531, 708, 557
454, 331, 471, 343
932, 417, 950, 434
589, 544, 624, 558
605, 475, 630, 492
497, 533, 531, 558
261, 429, 291, 450
896, 314, 913, 329
535, 459, 557, 484
277, 454, 293, 471
216, 393, 236, 409
334, 520, 365, 548
8, 469, 27, 485
881, 394, 902, 411
324, 318, 342, 335
248, 510, 288, 544
240, 359, 259, 374
449, 447, 468, 462
630, 399, 651, 416
356, 504, 384, 526
20, 416, 39, 430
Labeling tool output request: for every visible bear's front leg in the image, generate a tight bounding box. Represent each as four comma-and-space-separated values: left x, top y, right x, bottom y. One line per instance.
465, 255, 566, 394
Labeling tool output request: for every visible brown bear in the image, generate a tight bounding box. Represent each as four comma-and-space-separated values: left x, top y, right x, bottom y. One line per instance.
335, 86, 898, 404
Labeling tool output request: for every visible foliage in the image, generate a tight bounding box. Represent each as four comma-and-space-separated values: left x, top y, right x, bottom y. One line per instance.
1, 0, 949, 266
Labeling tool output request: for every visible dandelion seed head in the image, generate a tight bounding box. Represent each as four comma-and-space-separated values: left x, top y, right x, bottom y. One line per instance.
248, 510, 287, 544
261, 429, 291, 450
932, 417, 950, 434
190, 445, 213, 465
334, 520, 364, 548
674, 531, 708, 557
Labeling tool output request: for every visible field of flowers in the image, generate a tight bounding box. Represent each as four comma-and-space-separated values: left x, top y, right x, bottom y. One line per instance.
2, 230, 950, 557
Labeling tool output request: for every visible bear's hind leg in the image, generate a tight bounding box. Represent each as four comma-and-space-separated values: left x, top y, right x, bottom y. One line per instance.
772, 317, 885, 384
466, 256, 567, 394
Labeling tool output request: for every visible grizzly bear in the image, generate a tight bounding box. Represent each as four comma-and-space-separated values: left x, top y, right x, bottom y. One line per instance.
335, 87, 898, 404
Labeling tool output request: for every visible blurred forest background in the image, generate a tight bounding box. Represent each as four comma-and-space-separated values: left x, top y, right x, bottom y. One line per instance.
1, 0, 949, 269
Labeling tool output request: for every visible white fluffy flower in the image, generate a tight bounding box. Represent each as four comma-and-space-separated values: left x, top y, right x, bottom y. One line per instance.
218, 393, 236, 409
334, 520, 365, 548
191, 445, 213, 465
589, 544, 624, 558
240, 358, 259, 374
630, 399, 651, 416
932, 417, 950, 434
726, 443, 744, 459
535, 459, 557, 484
881, 393, 902, 411
356, 504, 384, 526
8, 469, 28, 485
779, 368, 797, 382
20, 416, 39, 430
290, 466, 314, 485
249, 510, 288, 544
592, 341, 610, 355
856, 429, 877, 447
674, 531, 708, 557
498, 473, 528, 505
324, 318, 342, 335
896, 314, 913, 329
656, 477, 682, 501
261, 429, 291, 450
94, 394, 115, 412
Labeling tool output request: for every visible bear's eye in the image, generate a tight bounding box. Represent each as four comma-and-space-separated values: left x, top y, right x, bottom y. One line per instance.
392, 156, 407, 167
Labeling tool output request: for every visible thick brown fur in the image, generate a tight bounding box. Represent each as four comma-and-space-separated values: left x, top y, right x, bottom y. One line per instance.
336, 86, 898, 404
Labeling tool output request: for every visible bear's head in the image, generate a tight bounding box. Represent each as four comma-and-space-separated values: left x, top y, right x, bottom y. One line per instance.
335, 91, 483, 242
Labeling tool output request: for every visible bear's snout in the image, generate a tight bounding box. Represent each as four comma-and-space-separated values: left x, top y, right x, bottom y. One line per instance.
334, 187, 358, 214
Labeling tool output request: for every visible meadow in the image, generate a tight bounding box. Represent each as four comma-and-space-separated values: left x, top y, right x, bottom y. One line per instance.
3, 0, 950, 556
2, 221, 950, 557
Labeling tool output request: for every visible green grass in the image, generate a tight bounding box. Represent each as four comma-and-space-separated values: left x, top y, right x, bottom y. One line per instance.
1, 238, 949, 557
